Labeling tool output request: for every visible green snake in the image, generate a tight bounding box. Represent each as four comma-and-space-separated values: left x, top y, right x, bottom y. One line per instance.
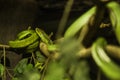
9, 28, 54, 53
64, 6, 96, 38
64, 1, 120, 79
35, 28, 53, 45
92, 38, 120, 80
106, 1, 120, 44
8, 1, 120, 79
17, 29, 35, 40
9, 32, 39, 48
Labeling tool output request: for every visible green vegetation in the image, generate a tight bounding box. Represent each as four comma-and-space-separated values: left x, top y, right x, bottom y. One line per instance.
0, 1, 120, 80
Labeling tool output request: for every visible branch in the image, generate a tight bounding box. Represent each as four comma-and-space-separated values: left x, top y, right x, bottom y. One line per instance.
77, 45, 120, 59
1, 43, 120, 59
0, 44, 10, 49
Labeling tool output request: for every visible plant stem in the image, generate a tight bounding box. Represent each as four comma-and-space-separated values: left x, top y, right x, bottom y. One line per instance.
40, 55, 51, 80
3, 47, 6, 80
32, 52, 36, 64
77, 45, 120, 59
97, 69, 101, 80
82, 4, 105, 47
0, 44, 10, 49
56, 0, 74, 38
6, 68, 13, 79
106, 45, 120, 59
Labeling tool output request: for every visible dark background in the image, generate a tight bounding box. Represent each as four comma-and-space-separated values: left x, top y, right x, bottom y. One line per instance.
0, 0, 94, 44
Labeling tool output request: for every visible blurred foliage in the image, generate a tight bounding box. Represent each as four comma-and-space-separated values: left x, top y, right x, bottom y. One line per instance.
0, 64, 4, 77
0, 0, 120, 80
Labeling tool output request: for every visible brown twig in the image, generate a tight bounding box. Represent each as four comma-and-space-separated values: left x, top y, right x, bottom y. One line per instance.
40, 54, 51, 80
56, 0, 74, 38
82, 4, 105, 47
97, 69, 101, 80
106, 45, 120, 59
6, 68, 13, 79
77, 45, 120, 59
3, 47, 6, 80
0, 44, 10, 49
0, 42, 120, 59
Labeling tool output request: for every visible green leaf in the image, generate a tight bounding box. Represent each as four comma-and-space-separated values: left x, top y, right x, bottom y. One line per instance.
73, 60, 90, 80
14, 58, 28, 74
13, 64, 40, 80
25, 70, 41, 80
59, 38, 80, 68
12, 77, 20, 80
35, 51, 46, 63
24, 64, 33, 72
44, 61, 65, 80
0, 64, 5, 77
